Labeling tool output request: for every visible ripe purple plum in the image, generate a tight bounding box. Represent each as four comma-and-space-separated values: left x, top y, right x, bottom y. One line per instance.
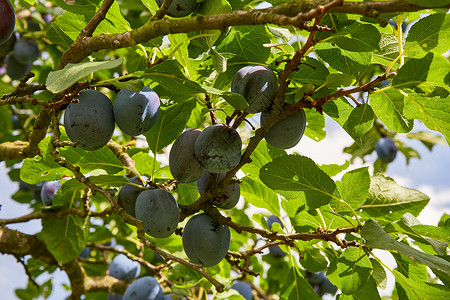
196, 172, 240, 209
155, 0, 198, 18
0, 0, 15, 45
0, 33, 16, 56
375, 137, 397, 163
123, 276, 164, 300
169, 129, 205, 183
135, 189, 179, 238
182, 212, 230, 267
64, 90, 115, 150
113, 87, 160, 136
194, 124, 242, 173
260, 108, 306, 149
13, 38, 39, 64
40, 180, 62, 206
109, 254, 141, 282
6, 55, 31, 80
117, 176, 145, 217
231, 65, 278, 114
231, 280, 253, 300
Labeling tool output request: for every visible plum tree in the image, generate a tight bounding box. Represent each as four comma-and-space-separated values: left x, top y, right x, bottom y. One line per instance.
40, 180, 62, 206
182, 212, 230, 267
6, 55, 31, 80
113, 87, 160, 136
375, 137, 397, 163
231, 65, 278, 114
117, 176, 145, 217
0, 0, 15, 45
169, 128, 205, 183
260, 108, 306, 149
135, 189, 179, 238
155, 0, 198, 18
109, 254, 141, 282
196, 172, 240, 209
1, 1, 449, 299
12, 38, 39, 64
231, 280, 253, 300
266, 215, 286, 258
194, 124, 242, 173
64, 89, 115, 150
122, 276, 164, 300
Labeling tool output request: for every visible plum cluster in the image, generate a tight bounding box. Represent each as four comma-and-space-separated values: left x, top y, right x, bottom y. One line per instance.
169, 124, 242, 210
0, 33, 40, 80
63, 87, 160, 151
232, 65, 307, 149
117, 177, 179, 239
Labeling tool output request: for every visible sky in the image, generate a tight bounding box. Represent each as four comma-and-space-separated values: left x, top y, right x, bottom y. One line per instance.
0, 117, 449, 299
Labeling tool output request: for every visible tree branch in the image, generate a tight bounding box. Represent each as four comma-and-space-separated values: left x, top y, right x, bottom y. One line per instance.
58, 0, 449, 68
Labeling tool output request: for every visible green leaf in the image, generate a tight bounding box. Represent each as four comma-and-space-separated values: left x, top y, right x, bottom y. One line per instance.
393, 269, 450, 299
39, 214, 89, 264
370, 258, 387, 289
292, 211, 322, 232
267, 25, 293, 42
46, 58, 124, 93
259, 155, 339, 209
240, 140, 286, 178
410, 224, 450, 243
360, 175, 429, 221
319, 160, 350, 177
240, 176, 280, 216
327, 247, 372, 295
406, 131, 447, 151
47, 23, 74, 49
60, 144, 124, 175
323, 73, 355, 89
21, 138, 72, 184
370, 88, 414, 133
144, 100, 196, 152
405, 13, 449, 58
201, 85, 248, 110
392, 252, 428, 282
290, 57, 330, 86
334, 167, 370, 212
361, 219, 450, 281
280, 267, 320, 300
400, 213, 448, 255
337, 277, 381, 300
393, 53, 450, 92
130, 152, 161, 177
141, 60, 204, 96
216, 25, 271, 64
315, 42, 372, 78
304, 109, 326, 142
403, 91, 450, 145
324, 99, 375, 145
211, 49, 227, 73
300, 247, 328, 272
372, 32, 403, 69
327, 22, 381, 52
